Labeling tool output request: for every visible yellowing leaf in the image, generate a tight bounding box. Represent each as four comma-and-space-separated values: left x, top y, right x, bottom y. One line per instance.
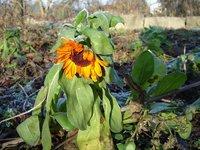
41, 114, 52, 150
16, 116, 40, 146
77, 98, 101, 150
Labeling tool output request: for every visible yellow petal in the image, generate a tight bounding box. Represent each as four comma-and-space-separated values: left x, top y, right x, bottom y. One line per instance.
83, 65, 91, 78
98, 58, 108, 67
91, 70, 97, 82
63, 59, 72, 69
94, 61, 102, 77
71, 63, 76, 77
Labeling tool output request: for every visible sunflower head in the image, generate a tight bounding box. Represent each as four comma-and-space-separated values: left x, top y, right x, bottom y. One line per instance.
56, 38, 108, 82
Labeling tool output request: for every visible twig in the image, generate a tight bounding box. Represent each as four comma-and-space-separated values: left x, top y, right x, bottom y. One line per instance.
0, 97, 45, 124
17, 83, 29, 98
17, 83, 29, 111
1, 138, 23, 149
54, 130, 78, 150
146, 81, 200, 104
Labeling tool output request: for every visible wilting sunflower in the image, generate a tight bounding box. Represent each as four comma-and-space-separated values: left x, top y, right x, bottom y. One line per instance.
56, 38, 108, 82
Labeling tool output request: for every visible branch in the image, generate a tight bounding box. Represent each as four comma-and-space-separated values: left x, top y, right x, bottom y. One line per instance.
124, 74, 147, 104
146, 81, 200, 104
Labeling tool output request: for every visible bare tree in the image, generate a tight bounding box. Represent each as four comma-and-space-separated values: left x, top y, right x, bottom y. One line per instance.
159, 0, 200, 16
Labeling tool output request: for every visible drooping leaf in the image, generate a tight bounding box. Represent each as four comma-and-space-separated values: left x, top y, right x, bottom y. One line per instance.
102, 88, 111, 126
41, 114, 52, 150
132, 51, 154, 85
82, 28, 114, 55
32, 86, 48, 116
105, 90, 123, 133
44, 64, 62, 112
16, 116, 40, 146
151, 72, 187, 97
74, 9, 88, 27
59, 75, 94, 130
54, 112, 74, 131
100, 120, 114, 149
77, 98, 101, 150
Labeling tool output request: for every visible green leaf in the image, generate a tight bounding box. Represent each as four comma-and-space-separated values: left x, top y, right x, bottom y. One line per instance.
51, 26, 76, 52
132, 51, 154, 85
125, 141, 136, 150
44, 64, 62, 112
165, 116, 192, 140
59, 75, 94, 130
117, 143, 125, 150
16, 116, 40, 146
41, 114, 52, 150
177, 120, 192, 139
151, 72, 187, 96
153, 55, 167, 77
103, 12, 124, 27
77, 98, 101, 150
105, 66, 123, 88
82, 28, 114, 55
32, 86, 48, 116
105, 90, 123, 133
54, 112, 74, 131
102, 88, 111, 126
89, 12, 109, 31
110, 16, 124, 27
150, 102, 172, 114
74, 9, 88, 27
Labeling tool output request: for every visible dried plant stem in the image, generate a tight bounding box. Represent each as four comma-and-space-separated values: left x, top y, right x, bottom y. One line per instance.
0, 99, 45, 124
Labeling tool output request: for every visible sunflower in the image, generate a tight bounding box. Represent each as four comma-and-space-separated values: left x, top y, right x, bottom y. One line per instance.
56, 38, 108, 82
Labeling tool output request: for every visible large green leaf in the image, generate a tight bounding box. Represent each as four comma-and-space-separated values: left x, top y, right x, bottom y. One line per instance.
151, 72, 187, 97
74, 9, 88, 27
132, 51, 154, 85
82, 28, 114, 55
77, 98, 101, 150
41, 114, 52, 150
59, 75, 94, 130
44, 64, 62, 112
54, 112, 74, 131
16, 116, 40, 146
